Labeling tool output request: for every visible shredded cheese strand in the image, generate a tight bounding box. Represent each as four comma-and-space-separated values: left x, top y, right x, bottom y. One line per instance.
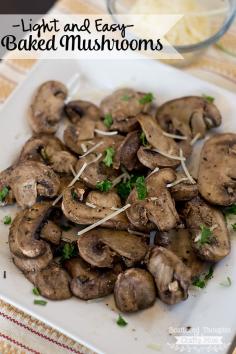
167, 177, 189, 188
77, 204, 131, 236
85, 202, 97, 209
190, 133, 201, 145
152, 148, 186, 161
163, 132, 187, 140
148, 167, 160, 177
80, 143, 87, 153
79, 141, 103, 158
128, 228, 150, 237
94, 129, 118, 136
179, 149, 196, 185
112, 172, 130, 187
70, 165, 76, 177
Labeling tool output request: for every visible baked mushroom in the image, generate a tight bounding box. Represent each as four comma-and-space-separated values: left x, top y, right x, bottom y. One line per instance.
40, 220, 62, 245
113, 131, 141, 171
147, 246, 191, 305
198, 133, 236, 206
6, 161, 60, 208
65, 100, 102, 124
29, 81, 68, 134
156, 96, 222, 139
19, 134, 77, 174
62, 187, 130, 230
100, 88, 152, 133
114, 268, 156, 312
183, 196, 230, 262
169, 171, 198, 201
126, 169, 179, 231
137, 114, 181, 169
26, 263, 71, 300
155, 229, 206, 278
64, 257, 117, 300
77, 228, 148, 268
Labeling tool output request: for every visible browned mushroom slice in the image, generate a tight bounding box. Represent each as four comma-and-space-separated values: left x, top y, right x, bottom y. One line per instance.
183, 197, 230, 262
29, 81, 67, 134
100, 89, 152, 133
137, 114, 181, 169
169, 171, 198, 201
147, 246, 191, 305
65, 100, 102, 124
62, 187, 130, 230
27, 263, 71, 300
9, 202, 52, 258
155, 229, 206, 278
156, 96, 222, 139
75, 153, 119, 189
126, 169, 179, 231
40, 221, 62, 245
114, 268, 156, 313
198, 133, 236, 206
64, 257, 117, 300
13, 243, 53, 273
77, 228, 148, 268
19, 134, 77, 174
113, 131, 141, 171
7, 161, 60, 208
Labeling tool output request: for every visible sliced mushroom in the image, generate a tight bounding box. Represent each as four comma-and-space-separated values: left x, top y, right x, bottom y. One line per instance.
75, 153, 119, 189
77, 228, 148, 268
113, 130, 141, 171
26, 263, 71, 300
19, 134, 77, 174
114, 268, 156, 312
65, 100, 102, 124
169, 171, 198, 201
64, 257, 117, 300
155, 229, 206, 278
147, 246, 191, 305
29, 81, 68, 134
100, 89, 152, 133
156, 96, 222, 139
40, 221, 61, 245
13, 243, 53, 273
62, 187, 130, 230
198, 133, 236, 206
137, 114, 181, 169
6, 161, 60, 208
183, 196, 230, 262
126, 169, 179, 231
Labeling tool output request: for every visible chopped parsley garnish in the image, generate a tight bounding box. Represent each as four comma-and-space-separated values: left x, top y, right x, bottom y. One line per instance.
116, 314, 128, 327
117, 174, 146, 200
32, 287, 40, 296
192, 265, 214, 288
103, 147, 115, 167
96, 180, 113, 192
121, 95, 132, 101
0, 186, 9, 203
71, 189, 79, 201
34, 299, 47, 306
232, 223, 236, 231
140, 131, 148, 147
197, 225, 213, 245
139, 92, 154, 104
103, 113, 113, 128
61, 243, 77, 261
202, 94, 215, 103
220, 276, 232, 287
40, 148, 49, 162
223, 204, 236, 216
135, 176, 147, 200
3, 215, 11, 225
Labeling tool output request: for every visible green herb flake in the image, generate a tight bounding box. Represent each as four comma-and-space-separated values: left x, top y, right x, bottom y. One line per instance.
40, 148, 49, 162
135, 176, 147, 200
192, 266, 214, 289
232, 223, 236, 231
0, 187, 9, 203
117, 175, 145, 200
204, 265, 214, 281
34, 299, 47, 306
103, 147, 115, 167
140, 131, 148, 147
202, 94, 215, 103
96, 180, 113, 192
198, 225, 213, 245
121, 95, 132, 101
103, 114, 113, 128
71, 189, 79, 201
220, 276, 232, 287
192, 278, 206, 288
61, 243, 77, 261
224, 204, 236, 216
116, 314, 128, 327
3, 215, 11, 225
32, 287, 40, 296
139, 93, 154, 105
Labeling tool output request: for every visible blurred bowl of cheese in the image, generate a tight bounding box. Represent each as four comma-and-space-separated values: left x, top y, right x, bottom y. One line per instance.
107, 0, 236, 65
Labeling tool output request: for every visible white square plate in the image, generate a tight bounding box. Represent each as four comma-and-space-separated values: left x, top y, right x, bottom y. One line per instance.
0, 59, 235, 354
